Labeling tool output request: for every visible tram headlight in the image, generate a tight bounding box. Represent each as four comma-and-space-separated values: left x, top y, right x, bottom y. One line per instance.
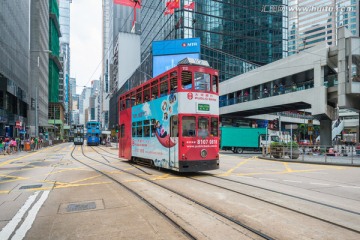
200, 149, 207, 158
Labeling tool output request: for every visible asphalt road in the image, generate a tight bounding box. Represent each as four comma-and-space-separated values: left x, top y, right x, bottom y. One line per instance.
0, 143, 359, 239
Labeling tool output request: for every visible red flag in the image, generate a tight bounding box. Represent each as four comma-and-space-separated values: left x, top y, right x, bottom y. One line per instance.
114, 0, 141, 9
184, 2, 195, 10
164, 8, 174, 15
166, 0, 180, 10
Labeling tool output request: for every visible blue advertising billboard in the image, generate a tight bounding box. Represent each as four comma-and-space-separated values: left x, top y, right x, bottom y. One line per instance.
153, 53, 200, 77
152, 38, 201, 77
152, 38, 201, 56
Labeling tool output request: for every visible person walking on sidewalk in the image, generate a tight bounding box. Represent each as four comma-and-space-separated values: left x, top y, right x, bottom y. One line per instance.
34, 137, 38, 150
0, 138, 4, 155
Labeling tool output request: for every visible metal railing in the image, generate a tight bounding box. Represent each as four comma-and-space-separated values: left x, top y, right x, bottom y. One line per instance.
262, 144, 360, 166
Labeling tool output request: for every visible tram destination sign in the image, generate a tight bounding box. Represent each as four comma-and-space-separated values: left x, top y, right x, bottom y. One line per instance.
197, 103, 210, 112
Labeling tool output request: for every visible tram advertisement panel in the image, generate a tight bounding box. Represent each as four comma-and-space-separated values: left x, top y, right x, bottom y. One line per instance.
131, 93, 179, 169
177, 92, 219, 115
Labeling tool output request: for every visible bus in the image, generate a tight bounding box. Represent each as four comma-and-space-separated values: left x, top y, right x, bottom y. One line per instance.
118, 58, 219, 172
86, 121, 101, 146
73, 124, 84, 145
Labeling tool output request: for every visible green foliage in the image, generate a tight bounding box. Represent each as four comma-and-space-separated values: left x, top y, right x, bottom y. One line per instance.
286, 141, 298, 149
270, 141, 285, 148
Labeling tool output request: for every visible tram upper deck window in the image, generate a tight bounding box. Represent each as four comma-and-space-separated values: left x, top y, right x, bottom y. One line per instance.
212, 75, 218, 93
181, 71, 192, 90
194, 72, 211, 91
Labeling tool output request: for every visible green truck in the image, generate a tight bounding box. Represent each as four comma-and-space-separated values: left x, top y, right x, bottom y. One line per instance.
220, 126, 280, 153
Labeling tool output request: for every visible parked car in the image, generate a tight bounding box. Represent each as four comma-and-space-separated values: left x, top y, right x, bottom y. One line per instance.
298, 139, 311, 146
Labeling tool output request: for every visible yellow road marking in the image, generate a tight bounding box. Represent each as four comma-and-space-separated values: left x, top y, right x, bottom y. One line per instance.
218, 158, 252, 176
0, 152, 40, 167
47, 168, 89, 175
70, 175, 102, 184
0, 190, 10, 194
237, 168, 328, 177
283, 162, 293, 172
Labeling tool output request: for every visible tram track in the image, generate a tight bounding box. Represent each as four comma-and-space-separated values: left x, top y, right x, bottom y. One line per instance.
187, 175, 360, 235
206, 174, 360, 216
89, 146, 152, 175
75, 145, 360, 238
70, 145, 197, 240
72, 145, 274, 240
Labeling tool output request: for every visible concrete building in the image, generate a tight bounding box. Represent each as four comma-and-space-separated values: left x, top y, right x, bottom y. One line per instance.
288, 0, 359, 55
107, 0, 286, 129
59, 0, 72, 128
101, 0, 110, 130
29, 0, 50, 138
0, 1, 30, 137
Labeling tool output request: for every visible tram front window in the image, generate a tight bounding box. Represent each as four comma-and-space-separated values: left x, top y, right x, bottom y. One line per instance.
194, 72, 211, 91
198, 117, 209, 137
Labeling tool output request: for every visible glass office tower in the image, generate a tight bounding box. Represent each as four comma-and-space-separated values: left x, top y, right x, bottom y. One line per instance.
139, 0, 286, 82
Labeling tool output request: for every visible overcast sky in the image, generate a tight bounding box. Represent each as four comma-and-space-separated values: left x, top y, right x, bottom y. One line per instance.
70, 0, 102, 94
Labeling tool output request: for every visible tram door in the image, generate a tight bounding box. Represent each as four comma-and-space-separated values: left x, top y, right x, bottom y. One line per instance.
169, 116, 179, 168
119, 124, 126, 157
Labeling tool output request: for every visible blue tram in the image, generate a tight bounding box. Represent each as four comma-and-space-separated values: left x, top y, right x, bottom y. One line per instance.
86, 121, 101, 146
73, 124, 84, 145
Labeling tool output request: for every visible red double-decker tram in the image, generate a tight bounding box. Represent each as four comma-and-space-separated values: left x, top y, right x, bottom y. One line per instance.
118, 58, 219, 172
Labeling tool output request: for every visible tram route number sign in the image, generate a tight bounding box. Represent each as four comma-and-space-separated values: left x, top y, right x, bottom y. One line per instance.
197, 103, 210, 112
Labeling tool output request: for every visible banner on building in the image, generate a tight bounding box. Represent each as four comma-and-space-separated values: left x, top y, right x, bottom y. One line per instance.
114, 0, 141, 9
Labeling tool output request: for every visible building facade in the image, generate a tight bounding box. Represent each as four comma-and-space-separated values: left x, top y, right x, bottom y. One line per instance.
288, 0, 359, 55
0, 1, 30, 137
48, 0, 63, 139
59, 0, 72, 128
107, 0, 287, 128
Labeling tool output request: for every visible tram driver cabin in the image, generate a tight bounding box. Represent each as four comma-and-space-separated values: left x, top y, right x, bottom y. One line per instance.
118, 58, 220, 172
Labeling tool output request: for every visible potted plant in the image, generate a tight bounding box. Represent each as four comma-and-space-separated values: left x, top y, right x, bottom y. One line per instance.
285, 141, 300, 159
270, 142, 285, 158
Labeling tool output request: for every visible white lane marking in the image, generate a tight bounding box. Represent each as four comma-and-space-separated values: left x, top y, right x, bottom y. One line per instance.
283, 180, 302, 183
338, 185, 360, 189
0, 192, 40, 240
11, 191, 50, 240
259, 178, 275, 181
310, 183, 330, 186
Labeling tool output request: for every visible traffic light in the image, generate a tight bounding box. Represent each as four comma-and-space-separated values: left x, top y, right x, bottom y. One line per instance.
115, 125, 119, 133
273, 118, 279, 131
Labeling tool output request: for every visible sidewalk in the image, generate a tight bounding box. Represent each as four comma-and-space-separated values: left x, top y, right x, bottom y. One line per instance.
258, 153, 360, 167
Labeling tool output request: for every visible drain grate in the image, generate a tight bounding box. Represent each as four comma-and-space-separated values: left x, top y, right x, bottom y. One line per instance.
20, 184, 43, 189
66, 202, 96, 212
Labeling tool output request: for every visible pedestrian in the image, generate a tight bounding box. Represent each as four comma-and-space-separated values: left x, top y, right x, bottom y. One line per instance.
34, 137, 38, 150
279, 83, 284, 94
20, 138, 24, 151
0, 138, 3, 155
16, 137, 21, 152
30, 138, 35, 151
4, 139, 10, 155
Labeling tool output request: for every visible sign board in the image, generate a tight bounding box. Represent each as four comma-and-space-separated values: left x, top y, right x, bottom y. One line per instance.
196, 103, 210, 112
285, 124, 298, 130
308, 120, 313, 126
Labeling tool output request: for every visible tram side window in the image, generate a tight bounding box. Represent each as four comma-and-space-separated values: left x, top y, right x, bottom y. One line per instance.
132, 122, 136, 137
144, 120, 150, 137
198, 117, 209, 137
170, 71, 178, 93
212, 75, 218, 93
144, 84, 150, 102
151, 80, 158, 99
160, 79, 168, 97
170, 115, 178, 137
210, 117, 218, 136
182, 116, 196, 137
137, 121, 142, 137
181, 71, 192, 90
151, 119, 156, 137
194, 72, 211, 91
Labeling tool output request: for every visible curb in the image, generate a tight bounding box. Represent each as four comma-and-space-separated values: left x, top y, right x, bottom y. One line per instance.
257, 156, 360, 167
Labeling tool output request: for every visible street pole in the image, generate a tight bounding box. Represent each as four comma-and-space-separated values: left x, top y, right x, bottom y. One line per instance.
35, 56, 39, 137
54, 104, 56, 139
